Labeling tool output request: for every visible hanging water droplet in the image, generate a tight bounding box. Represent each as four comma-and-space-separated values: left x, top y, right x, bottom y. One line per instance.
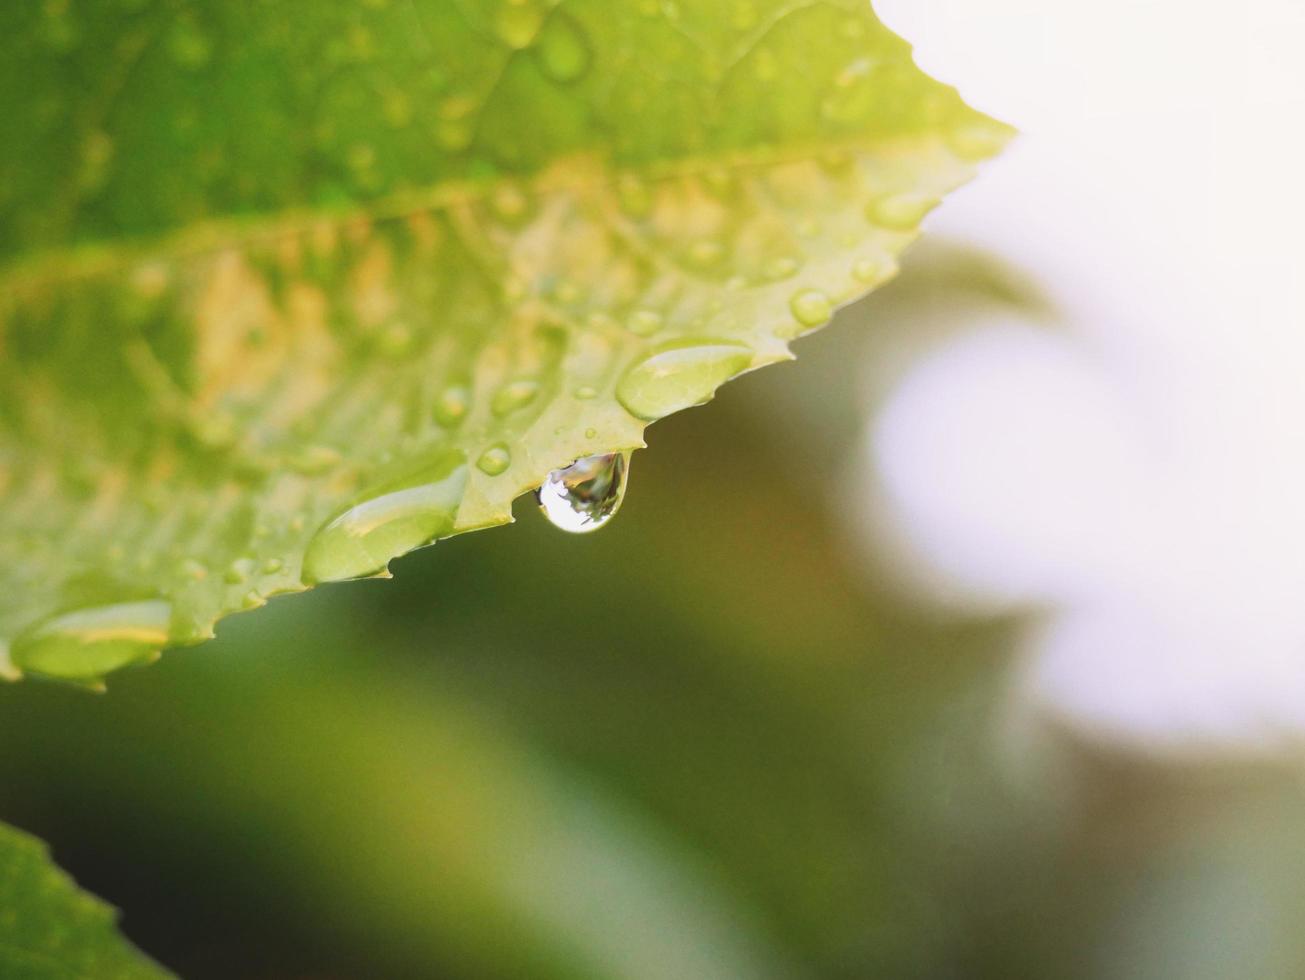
536, 452, 630, 534
789, 288, 833, 328
301, 452, 468, 583
535, 12, 592, 83
10, 600, 172, 684
476, 444, 512, 476
616, 340, 753, 421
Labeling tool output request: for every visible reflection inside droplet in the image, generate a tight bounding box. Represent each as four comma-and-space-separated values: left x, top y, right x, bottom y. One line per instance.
535, 452, 630, 533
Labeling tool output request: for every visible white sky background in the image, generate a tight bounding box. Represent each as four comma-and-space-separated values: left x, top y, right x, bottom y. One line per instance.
863, 0, 1305, 756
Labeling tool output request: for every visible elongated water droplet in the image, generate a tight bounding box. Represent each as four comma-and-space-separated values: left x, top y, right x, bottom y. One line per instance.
536, 452, 629, 533
301, 452, 467, 583
11, 600, 172, 683
492, 379, 540, 416
616, 340, 753, 421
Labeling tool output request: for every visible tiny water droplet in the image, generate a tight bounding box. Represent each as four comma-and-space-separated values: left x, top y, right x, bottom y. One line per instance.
627, 309, 664, 337
536, 452, 630, 534
224, 558, 255, 584
535, 12, 592, 83
10, 600, 172, 683
476, 444, 512, 476
616, 340, 753, 421
852, 255, 897, 285
790, 288, 833, 328
491, 379, 540, 416
575, 385, 598, 399
434, 385, 470, 427
301, 453, 468, 583
865, 192, 939, 231
584, 427, 598, 439
262, 558, 285, 574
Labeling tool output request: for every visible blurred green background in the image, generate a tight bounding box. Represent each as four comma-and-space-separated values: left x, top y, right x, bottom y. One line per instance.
3, 262, 1305, 980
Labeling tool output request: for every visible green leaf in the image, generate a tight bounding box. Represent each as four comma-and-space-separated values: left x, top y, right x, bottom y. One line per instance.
0, 0, 1009, 684
0, 821, 170, 979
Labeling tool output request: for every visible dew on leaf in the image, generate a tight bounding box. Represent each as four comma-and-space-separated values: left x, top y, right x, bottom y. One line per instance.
616, 340, 753, 421
866, 192, 939, 231
491, 379, 540, 416
536, 452, 629, 533
10, 600, 172, 684
433, 385, 470, 427
301, 453, 468, 583
852, 255, 897, 285
476, 444, 512, 476
789, 288, 833, 327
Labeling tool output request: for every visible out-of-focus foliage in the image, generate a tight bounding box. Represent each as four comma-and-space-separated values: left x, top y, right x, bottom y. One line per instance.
0, 822, 169, 979
0, 0, 1006, 686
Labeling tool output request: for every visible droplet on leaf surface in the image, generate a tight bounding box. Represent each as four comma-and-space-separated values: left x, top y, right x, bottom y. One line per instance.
301, 453, 468, 583
615, 340, 753, 421
10, 600, 172, 684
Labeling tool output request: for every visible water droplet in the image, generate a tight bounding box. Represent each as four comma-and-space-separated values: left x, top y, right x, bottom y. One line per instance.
616, 340, 753, 421
584, 427, 598, 439
10, 601, 172, 683
852, 255, 897, 285
575, 385, 598, 399
434, 385, 470, 427
224, 558, 255, 584
535, 12, 591, 83
301, 452, 468, 584
536, 452, 630, 534
262, 558, 285, 574
495, 0, 545, 49
491, 379, 540, 416
627, 309, 664, 337
790, 288, 833, 328
866, 192, 939, 231
476, 444, 512, 476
